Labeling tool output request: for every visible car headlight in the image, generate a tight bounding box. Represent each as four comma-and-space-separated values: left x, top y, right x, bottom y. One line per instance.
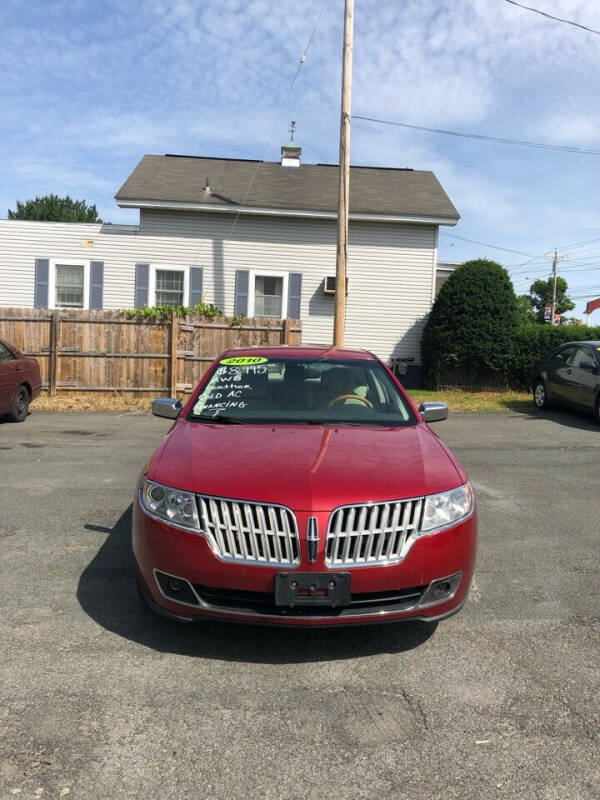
140, 478, 200, 531
420, 482, 473, 534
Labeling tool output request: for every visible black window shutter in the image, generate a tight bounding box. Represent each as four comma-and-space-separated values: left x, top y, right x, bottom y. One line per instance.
234, 270, 249, 316
134, 263, 150, 308
287, 272, 302, 319
34, 259, 49, 309
89, 261, 104, 310
189, 267, 204, 307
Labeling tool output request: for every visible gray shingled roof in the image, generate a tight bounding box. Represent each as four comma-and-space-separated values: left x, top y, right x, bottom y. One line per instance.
115, 154, 459, 220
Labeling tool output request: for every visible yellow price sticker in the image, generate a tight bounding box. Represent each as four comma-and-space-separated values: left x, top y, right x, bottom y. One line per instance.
220, 356, 268, 365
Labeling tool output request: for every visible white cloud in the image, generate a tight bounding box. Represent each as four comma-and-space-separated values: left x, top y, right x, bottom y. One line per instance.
2, 0, 600, 319
538, 114, 600, 146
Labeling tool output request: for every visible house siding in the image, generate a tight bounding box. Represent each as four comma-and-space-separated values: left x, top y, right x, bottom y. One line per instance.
0, 220, 139, 309
139, 210, 436, 363
0, 212, 437, 363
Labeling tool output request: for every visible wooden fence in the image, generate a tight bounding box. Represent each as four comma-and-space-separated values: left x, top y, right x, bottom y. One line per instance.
0, 309, 302, 395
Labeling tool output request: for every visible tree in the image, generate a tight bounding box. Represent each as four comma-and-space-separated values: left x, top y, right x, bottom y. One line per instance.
8, 194, 103, 223
422, 258, 519, 386
516, 293, 537, 323
527, 276, 574, 323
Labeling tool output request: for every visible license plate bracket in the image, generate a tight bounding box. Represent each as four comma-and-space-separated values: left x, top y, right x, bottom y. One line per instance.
275, 572, 351, 607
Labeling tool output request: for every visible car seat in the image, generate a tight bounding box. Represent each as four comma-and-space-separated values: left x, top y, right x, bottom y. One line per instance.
314, 367, 369, 409
243, 369, 271, 411
281, 364, 312, 410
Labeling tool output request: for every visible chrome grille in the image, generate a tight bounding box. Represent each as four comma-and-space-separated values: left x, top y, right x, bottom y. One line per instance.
196, 495, 300, 566
325, 498, 423, 566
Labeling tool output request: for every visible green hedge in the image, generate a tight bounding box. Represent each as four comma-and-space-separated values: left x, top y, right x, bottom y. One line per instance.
422, 259, 518, 386
421, 257, 600, 389
509, 323, 600, 388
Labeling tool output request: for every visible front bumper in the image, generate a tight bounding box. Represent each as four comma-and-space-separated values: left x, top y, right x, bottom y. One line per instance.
132, 499, 477, 627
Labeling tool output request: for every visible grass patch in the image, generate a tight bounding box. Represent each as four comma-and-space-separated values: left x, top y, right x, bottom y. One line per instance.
33, 389, 532, 412
33, 389, 534, 415
33, 392, 169, 413
408, 389, 532, 413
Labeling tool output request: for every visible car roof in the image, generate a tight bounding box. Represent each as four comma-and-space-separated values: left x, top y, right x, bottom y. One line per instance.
219, 344, 377, 361
556, 340, 600, 347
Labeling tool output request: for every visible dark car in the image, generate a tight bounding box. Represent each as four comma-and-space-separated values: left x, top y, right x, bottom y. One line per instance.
0, 339, 41, 422
532, 340, 600, 423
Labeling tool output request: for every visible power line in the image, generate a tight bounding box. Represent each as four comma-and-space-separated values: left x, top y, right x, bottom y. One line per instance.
438, 227, 600, 280
511, 248, 600, 275
556, 236, 600, 252
227, 0, 329, 240
440, 231, 537, 258
515, 265, 600, 282
352, 115, 600, 156
509, 247, 600, 273
570, 290, 600, 300
504, 253, 555, 269
503, 0, 600, 37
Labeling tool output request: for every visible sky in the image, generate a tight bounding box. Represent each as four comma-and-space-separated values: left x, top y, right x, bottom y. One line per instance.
2, 0, 600, 318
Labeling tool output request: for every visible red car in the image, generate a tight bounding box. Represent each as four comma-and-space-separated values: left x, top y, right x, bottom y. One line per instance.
0, 339, 41, 422
134, 346, 477, 627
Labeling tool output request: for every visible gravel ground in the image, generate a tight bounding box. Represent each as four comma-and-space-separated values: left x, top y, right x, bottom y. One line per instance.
0, 408, 598, 800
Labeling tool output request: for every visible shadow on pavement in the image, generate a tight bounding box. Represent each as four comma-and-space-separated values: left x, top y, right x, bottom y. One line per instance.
499, 401, 600, 432
78, 506, 437, 663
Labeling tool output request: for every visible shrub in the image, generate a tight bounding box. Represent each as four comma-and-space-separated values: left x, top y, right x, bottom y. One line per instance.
124, 302, 224, 321
422, 259, 519, 387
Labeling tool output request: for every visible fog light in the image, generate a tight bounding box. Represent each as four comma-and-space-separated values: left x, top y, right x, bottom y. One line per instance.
418, 572, 462, 608
154, 570, 200, 606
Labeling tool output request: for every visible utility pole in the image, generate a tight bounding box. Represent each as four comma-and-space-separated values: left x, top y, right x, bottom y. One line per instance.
551, 249, 558, 326
545, 248, 568, 325
333, 0, 354, 347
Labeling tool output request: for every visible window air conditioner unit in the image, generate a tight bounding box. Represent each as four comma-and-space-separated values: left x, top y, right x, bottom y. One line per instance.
323, 276, 348, 295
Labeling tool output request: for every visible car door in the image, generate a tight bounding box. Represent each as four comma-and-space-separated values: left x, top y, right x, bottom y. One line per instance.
567, 345, 600, 409
0, 342, 18, 413
546, 345, 578, 402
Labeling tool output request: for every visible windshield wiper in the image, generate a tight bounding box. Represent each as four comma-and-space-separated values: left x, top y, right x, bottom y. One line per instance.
191, 414, 252, 424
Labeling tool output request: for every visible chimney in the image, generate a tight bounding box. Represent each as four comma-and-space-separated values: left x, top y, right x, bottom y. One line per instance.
281, 120, 301, 167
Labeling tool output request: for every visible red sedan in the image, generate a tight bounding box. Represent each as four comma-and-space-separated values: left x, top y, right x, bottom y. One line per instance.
134, 346, 477, 627
0, 339, 41, 422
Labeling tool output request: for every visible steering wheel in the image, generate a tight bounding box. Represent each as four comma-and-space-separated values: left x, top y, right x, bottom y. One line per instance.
328, 394, 373, 409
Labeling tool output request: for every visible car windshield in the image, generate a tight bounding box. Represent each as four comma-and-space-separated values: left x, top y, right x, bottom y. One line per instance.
188, 356, 417, 426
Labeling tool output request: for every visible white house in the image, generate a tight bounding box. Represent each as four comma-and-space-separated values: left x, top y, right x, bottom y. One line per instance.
0, 142, 459, 385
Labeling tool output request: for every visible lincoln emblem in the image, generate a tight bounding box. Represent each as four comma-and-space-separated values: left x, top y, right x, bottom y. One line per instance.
307, 517, 319, 564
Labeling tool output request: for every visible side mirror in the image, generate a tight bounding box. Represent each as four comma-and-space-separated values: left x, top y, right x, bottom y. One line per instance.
419, 401, 448, 423
152, 397, 182, 419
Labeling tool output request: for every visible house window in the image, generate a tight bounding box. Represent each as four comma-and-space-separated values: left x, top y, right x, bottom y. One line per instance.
155, 269, 185, 306
254, 275, 283, 317
148, 266, 188, 307
55, 264, 85, 308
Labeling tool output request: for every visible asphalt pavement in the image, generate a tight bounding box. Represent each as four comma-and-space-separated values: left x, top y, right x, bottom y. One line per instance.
0, 407, 598, 799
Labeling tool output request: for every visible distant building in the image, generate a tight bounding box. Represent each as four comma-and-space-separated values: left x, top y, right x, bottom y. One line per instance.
0, 141, 459, 385
436, 261, 459, 296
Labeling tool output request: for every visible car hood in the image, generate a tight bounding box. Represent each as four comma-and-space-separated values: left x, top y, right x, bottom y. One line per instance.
150, 421, 463, 511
